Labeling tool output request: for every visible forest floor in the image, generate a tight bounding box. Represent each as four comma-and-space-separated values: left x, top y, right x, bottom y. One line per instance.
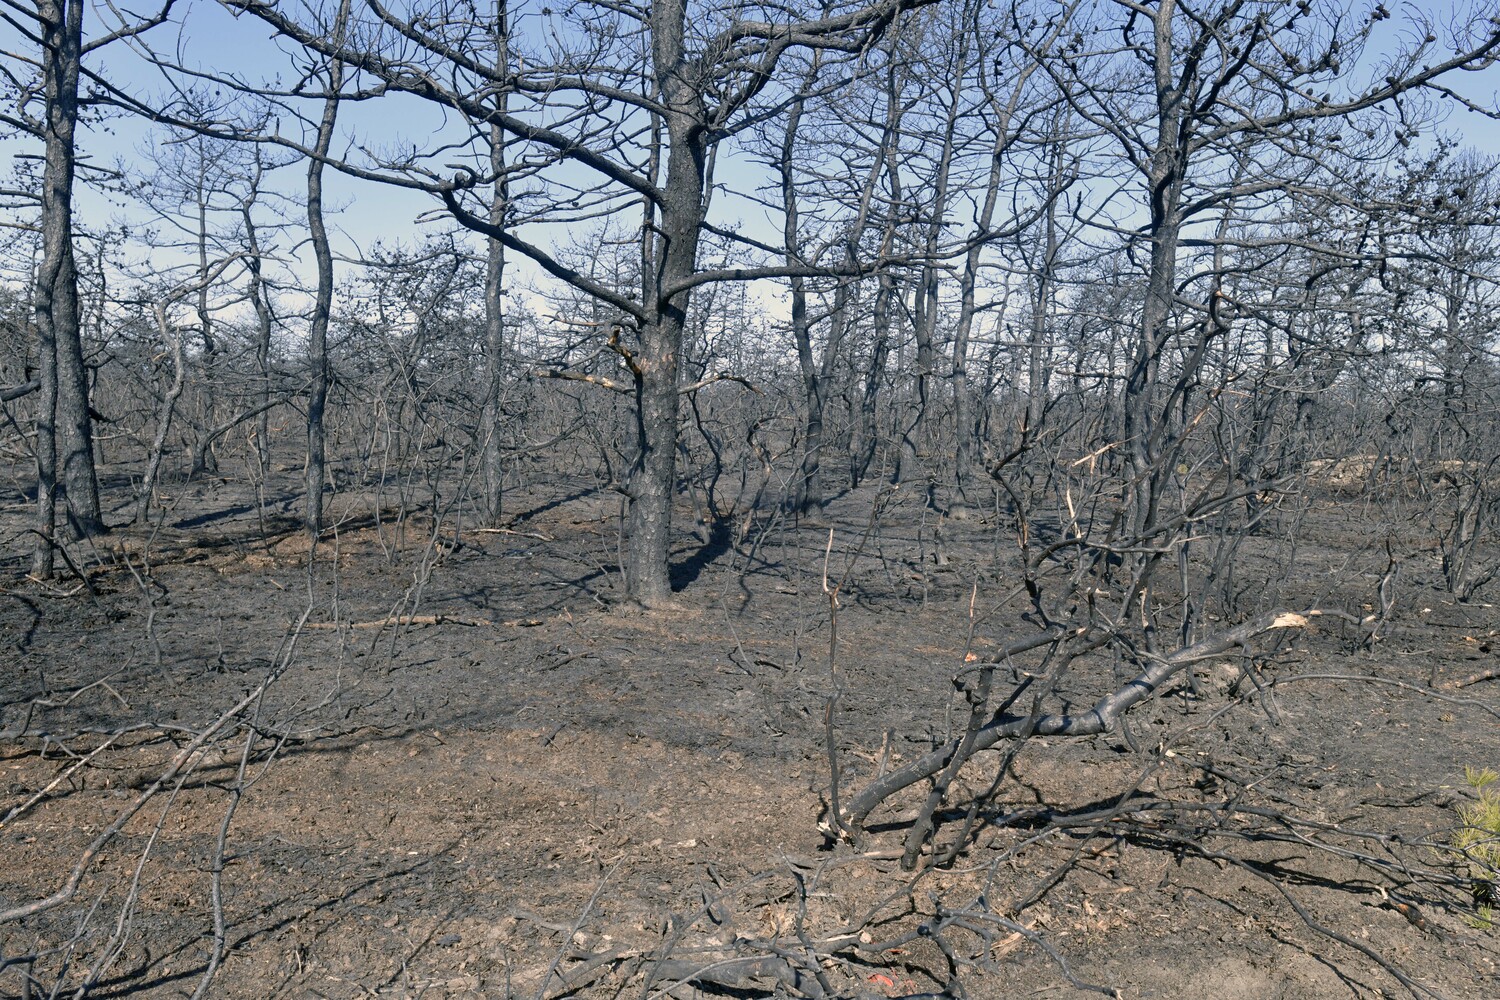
1, 462, 1498, 999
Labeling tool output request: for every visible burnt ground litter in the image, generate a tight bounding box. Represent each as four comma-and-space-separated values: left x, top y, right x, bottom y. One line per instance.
1, 463, 1499, 999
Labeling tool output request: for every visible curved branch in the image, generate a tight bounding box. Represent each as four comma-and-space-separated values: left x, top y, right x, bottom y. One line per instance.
440, 183, 648, 323
842, 610, 1320, 829
220, 0, 667, 206
532, 368, 632, 394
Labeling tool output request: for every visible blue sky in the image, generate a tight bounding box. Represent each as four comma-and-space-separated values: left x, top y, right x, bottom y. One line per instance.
10, 0, 1500, 311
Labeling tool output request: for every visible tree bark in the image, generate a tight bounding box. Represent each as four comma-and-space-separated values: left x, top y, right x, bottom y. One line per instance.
137, 301, 186, 525
481, 130, 508, 526
304, 49, 341, 537
189, 150, 219, 475
1116, 0, 1188, 605
620, 0, 705, 607
481, 3, 510, 527
851, 268, 896, 487
241, 154, 274, 482
34, 0, 103, 556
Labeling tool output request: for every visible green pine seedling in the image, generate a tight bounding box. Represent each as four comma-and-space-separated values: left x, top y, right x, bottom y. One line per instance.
1456, 766, 1500, 929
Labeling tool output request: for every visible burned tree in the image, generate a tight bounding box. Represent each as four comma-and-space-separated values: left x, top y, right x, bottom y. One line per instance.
206, 0, 937, 606
839, 0, 1500, 859
2, 1, 183, 574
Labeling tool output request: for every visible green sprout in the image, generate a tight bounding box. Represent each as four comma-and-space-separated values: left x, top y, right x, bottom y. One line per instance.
1455, 766, 1500, 929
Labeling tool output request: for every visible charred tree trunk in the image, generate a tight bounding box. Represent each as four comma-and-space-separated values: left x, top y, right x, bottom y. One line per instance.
481, 140, 508, 526
189, 160, 220, 476
894, 42, 963, 491
852, 270, 896, 487
781, 87, 820, 515
304, 29, 343, 537
241, 158, 275, 483
619, 0, 705, 607
34, 0, 103, 560
1117, 0, 1189, 610
137, 302, 185, 525
481, 5, 510, 527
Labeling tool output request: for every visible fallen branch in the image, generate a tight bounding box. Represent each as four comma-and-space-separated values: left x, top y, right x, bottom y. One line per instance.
0, 609, 310, 924
474, 527, 554, 541
1443, 666, 1500, 690
840, 610, 1318, 830
303, 613, 494, 630
649, 955, 824, 999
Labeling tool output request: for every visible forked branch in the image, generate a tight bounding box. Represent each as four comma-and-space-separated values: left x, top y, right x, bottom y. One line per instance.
840, 610, 1320, 829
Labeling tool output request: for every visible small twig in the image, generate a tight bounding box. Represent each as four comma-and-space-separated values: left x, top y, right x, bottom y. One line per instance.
1443, 666, 1500, 690
0, 610, 312, 925
473, 527, 554, 540
302, 613, 494, 630
532, 368, 632, 393
535, 860, 620, 1000
0, 729, 136, 830
822, 528, 852, 844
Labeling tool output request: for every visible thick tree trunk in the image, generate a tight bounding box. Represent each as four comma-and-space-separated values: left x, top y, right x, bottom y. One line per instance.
35, 0, 103, 551
481, 7, 510, 526
189, 168, 220, 476
851, 271, 896, 487
622, 320, 683, 605
55, 249, 99, 534
481, 138, 507, 525
1119, 0, 1186, 596
32, 249, 59, 579
304, 48, 342, 537
242, 176, 274, 482
894, 58, 962, 489
620, 0, 703, 607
